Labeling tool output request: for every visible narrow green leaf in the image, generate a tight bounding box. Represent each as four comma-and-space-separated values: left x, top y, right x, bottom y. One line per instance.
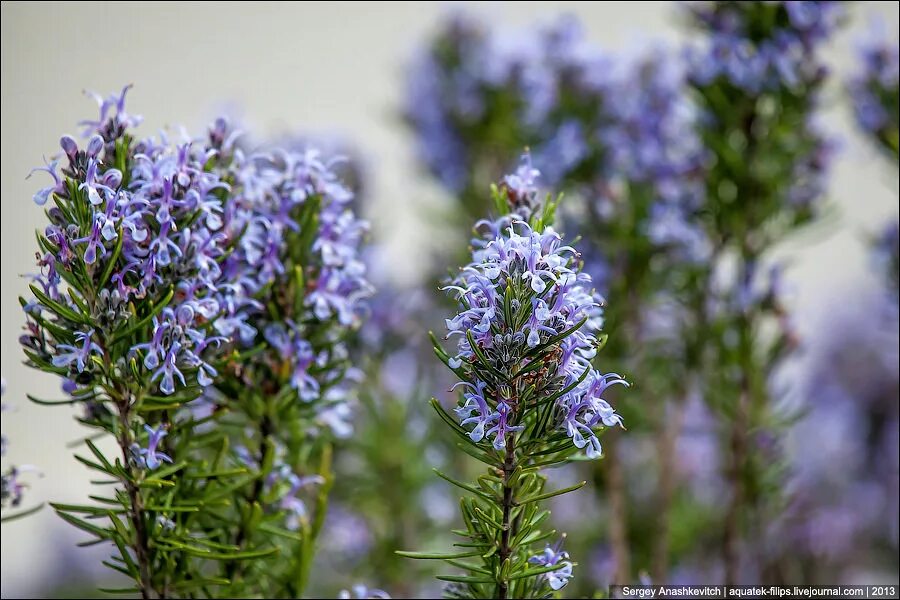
395, 550, 483, 560
73, 453, 115, 476
66, 288, 91, 318
445, 559, 492, 575
436, 574, 496, 584
97, 227, 124, 290
473, 507, 504, 530
102, 560, 133, 577
455, 441, 497, 466
170, 578, 231, 591
143, 506, 199, 512
50, 503, 124, 516
515, 481, 586, 506
183, 467, 248, 479
0, 503, 43, 522
433, 468, 495, 502
139, 478, 176, 488
508, 562, 568, 580
26, 394, 85, 406
158, 543, 278, 561
258, 523, 304, 543
85, 439, 115, 471
150, 460, 188, 480
54, 509, 114, 539
28, 283, 86, 324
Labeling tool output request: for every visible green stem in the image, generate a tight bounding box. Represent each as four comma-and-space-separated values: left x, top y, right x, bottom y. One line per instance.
113, 390, 155, 599
725, 246, 757, 586
497, 438, 517, 600
651, 387, 688, 584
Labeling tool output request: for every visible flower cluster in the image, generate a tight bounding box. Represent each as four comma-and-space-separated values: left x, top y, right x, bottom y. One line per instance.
405, 13, 709, 275
849, 28, 900, 157
183, 119, 371, 595
404, 14, 612, 195
18, 87, 373, 598
685, 1, 842, 93
586, 48, 710, 279
443, 176, 625, 458
23, 86, 228, 400
210, 119, 372, 423
685, 1, 836, 218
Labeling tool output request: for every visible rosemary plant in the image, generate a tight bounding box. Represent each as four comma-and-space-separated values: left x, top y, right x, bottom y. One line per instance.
400, 162, 627, 599
194, 121, 373, 598
683, 0, 841, 583
18, 87, 264, 597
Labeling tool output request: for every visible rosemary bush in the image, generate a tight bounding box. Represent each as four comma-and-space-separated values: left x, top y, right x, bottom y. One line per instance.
17, 88, 372, 598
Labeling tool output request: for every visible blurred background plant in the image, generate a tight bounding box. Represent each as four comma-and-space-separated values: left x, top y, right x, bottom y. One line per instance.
398, 0, 898, 595
1, 1, 898, 598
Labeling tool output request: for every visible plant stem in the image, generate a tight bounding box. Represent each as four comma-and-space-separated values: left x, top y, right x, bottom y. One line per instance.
497, 437, 517, 600
651, 389, 688, 583
725, 250, 755, 586
114, 396, 155, 599
605, 435, 631, 585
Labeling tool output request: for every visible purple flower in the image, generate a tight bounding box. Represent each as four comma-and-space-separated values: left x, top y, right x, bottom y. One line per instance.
72, 213, 109, 265
27, 158, 65, 206
528, 539, 574, 591
80, 84, 143, 140
339, 585, 391, 599
151, 340, 186, 396
452, 380, 499, 444
272, 468, 325, 530
1, 465, 41, 508
501, 153, 542, 216
52, 329, 102, 373
130, 425, 173, 470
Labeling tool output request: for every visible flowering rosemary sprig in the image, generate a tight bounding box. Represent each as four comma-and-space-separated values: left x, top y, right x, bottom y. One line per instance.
405, 13, 719, 586
19, 87, 257, 598
400, 165, 627, 599
192, 121, 373, 598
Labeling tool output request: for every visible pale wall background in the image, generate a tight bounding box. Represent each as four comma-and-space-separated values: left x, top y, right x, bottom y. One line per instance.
1, 1, 898, 597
